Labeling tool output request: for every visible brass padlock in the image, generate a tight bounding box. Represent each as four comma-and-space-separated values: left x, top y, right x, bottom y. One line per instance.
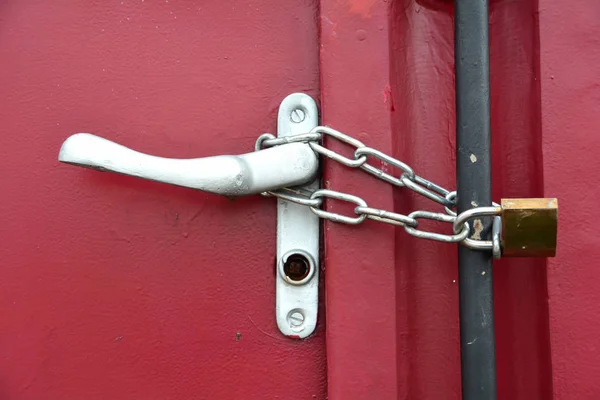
501, 198, 558, 257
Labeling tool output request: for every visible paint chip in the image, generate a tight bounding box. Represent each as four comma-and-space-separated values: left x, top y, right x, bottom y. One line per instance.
471, 219, 483, 240
347, 0, 379, 17
470, 154, 477, 163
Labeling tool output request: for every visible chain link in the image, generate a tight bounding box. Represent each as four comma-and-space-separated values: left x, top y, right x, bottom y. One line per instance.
309, 189, 367, 225
404, 211, 471, 243
308, 126, 368, 168
255, 126, 499, 253
355, 147, 414, 186
264, 187, 323, 208
355, 206, 418, 227
453, 206, 502, 250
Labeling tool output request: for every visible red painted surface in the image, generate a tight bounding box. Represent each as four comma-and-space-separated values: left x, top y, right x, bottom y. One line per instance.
0, 1, 325, 399
0, 0, 591, 399
320, 0, 398, 398
539, 0, 600, 397
325, 0, 552, 398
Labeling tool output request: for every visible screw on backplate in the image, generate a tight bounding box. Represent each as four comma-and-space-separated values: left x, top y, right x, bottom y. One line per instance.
290, 108, 306, 123
287, 310, 305, 329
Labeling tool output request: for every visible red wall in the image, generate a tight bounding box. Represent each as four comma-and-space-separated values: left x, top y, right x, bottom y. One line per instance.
0, 1, 326, 399
324, 0, 554, 398
0, 0, 595, 398
391, 1, 552, 398
540, 0, 600, 397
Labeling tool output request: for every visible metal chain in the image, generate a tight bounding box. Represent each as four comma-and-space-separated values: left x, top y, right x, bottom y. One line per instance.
256, 126, 501, 254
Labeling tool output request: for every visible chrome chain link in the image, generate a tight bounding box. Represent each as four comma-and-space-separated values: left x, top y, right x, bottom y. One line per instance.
256, 126, 502, 255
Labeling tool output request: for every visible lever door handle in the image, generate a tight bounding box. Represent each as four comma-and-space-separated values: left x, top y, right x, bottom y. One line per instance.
58, 133, 319, 196
58, 92, 322, 339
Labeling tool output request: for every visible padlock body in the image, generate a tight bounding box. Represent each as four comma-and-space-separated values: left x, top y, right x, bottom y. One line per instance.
501, 198, 558, 257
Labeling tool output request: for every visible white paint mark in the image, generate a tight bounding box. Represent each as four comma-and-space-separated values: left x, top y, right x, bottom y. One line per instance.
467, 337, 478, 345
470, 154, 477, 163
481, 271, 486, 276
471, 219, 483, 240
471, 201, 478, 207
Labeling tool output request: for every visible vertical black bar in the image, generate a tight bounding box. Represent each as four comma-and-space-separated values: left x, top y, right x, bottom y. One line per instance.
455, 0, 496, 399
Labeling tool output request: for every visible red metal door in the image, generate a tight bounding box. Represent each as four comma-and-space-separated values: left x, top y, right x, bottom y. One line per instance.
1, 1, 596, 399
321, 1, 594, 399
0, 2, 325, 399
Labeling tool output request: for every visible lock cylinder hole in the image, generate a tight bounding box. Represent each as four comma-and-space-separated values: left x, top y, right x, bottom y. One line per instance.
283, 254, 310, 282
279, 250, 315, 286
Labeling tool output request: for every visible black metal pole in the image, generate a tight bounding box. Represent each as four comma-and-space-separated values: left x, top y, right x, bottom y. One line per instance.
455, 0, 496, 399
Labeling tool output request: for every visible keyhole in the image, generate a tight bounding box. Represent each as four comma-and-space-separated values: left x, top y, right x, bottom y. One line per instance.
283, 254, 311, 282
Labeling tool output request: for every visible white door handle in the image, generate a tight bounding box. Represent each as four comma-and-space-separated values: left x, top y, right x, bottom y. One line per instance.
58, 93, 321, 339
58, 133, 318, 196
